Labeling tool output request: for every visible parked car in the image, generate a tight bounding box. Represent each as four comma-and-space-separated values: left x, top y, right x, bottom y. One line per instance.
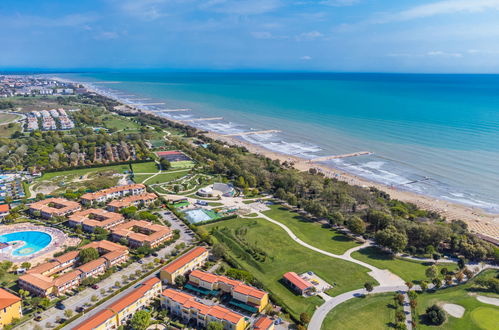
138, 260, 144, 264
55, 302, 65, 310
76, 306, 85, 313
91, 284, 99, 289
34, 316, 42, 322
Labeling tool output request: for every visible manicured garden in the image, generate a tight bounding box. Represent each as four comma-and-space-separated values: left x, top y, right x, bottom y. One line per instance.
202, 217, 375, 318
263, 205, 361, 255
415, 269, 499, 329
321, 293, 396, 330
352, 246, 458, 283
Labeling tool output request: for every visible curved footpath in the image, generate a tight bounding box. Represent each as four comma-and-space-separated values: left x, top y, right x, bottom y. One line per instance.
253, 211, 412, 330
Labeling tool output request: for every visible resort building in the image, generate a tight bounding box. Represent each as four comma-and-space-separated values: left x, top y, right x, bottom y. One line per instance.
0, 289, 22, 328
106, 193, 158, 212
253, 316, 275, 330
68, 209, 125, 232
111, 220, 172, 248
80, 184, 147, 205
160, 246, 209, 284
72, 277, 162, 330
282, 272, 314, 295
161, 288, 247, 330
18, 240, 128, 297
197, 183, 235, 198
188, 270, 269, 312
29, 198, 81, 219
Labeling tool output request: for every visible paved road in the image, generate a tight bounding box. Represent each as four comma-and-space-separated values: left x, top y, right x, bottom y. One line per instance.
17, 211, 195, 330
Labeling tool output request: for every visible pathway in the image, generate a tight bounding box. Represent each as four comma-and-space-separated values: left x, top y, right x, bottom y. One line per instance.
403, 292, 413, 330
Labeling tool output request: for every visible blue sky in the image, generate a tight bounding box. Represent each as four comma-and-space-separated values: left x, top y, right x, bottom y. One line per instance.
2, 0, 499, 72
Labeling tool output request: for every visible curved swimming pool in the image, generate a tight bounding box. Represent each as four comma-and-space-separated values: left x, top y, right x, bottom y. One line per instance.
0, 231, 52, 256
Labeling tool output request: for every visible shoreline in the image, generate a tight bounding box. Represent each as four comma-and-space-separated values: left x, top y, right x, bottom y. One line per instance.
61, 77, 499, 240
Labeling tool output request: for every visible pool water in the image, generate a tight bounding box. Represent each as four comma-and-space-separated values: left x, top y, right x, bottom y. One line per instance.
0, 231, 52, 256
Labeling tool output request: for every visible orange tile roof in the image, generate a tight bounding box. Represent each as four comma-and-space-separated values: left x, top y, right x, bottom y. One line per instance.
72, 277, 160, 330
54, 270, 82, 286
190, 269, 267, 299
0, 204, 9, 213
71, 308, 116, 330
162, 289, 244, 325
27, 261, 60, 275
111, 220, 171, 244
102, 250, 126, 262
77, 258, 106, 273
283, 272, 313, 291
254, 316, 274, 330
107, 193, 157, 209
30, 198, 80, 215
82, 240, 128, 253
163, 246, 208, 274
69, 209, 123, 228
54, 250, 80, 264
19, 273, 53, 290
81, 184, 146, 201
0, 288, 21, 310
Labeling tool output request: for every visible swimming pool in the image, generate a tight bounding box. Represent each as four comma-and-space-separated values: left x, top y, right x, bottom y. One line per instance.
0, 231, 52, 256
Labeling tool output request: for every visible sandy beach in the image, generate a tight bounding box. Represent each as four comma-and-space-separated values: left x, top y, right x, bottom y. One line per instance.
70, 79, 499, 241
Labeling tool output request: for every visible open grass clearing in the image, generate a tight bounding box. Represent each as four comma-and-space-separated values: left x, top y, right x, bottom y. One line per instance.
132, 161, 158, 173
322, 293, 397, 330
0, 122, 21, 138
352, 246, 459, 284
101, 114, 142, 131
35, 164, 131, 182
262, 205, 361, 255
134, 170, 190, 184
0, 113, 21, 124
415, 269, 499, 329
201, 217, 374, 318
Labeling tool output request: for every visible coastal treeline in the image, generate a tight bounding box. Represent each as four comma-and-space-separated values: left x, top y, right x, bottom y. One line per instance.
134, 112, 498, 263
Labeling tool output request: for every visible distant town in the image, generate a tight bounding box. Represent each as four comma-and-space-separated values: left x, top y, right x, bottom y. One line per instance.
0, 75, 497, 330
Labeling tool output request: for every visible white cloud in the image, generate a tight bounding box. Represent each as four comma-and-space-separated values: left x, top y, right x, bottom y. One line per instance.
95, 31, 119, 40
300, 55, 312, 60
388, 50, 463, 58
427, 50, 462, 57
373, 0, 499, 24
296, 31, 323, 40
202, 0, 283, 15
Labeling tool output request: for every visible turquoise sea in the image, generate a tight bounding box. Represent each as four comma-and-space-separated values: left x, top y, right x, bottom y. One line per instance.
62, 72, 499, 213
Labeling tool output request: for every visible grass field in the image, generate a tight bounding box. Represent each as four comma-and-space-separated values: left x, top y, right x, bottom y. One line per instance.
102, 114, 142, 131
132, 161, 158, 173
415, 269, 499, 329
0, 113, 20, 124
134, 170, 190, 184
322, 293, 397, 330
170, 160, 195, 169
35, 164, 131, 182
262, 205, 361, 255
352, 247, 459, 283
202, 217, 375, 318
0, 122, 21, 138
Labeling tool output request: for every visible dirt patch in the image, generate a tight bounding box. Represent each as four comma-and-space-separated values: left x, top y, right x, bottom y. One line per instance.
442, 303, 465, 318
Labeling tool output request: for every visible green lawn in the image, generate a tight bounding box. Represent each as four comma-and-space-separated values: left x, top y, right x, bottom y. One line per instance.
415, 269, 499, 329
0, 113, 20, 124
134, 170, 190, 184
208, 202, 224, 207
170, 160, 195, 169
0, 122, 21, 138
132, 161, 159, 173
102, 114, 141, 131
202, 217, 375, 318
322, 293, 397, 330
262, 205, 361, 255
35, 164, 131, 182
352, 246, 459, 283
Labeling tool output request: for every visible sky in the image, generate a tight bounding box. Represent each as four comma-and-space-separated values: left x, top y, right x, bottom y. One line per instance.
1, 0, 499, 72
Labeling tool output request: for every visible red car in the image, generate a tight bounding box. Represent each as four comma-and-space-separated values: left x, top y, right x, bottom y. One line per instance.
91, 284, 99, 289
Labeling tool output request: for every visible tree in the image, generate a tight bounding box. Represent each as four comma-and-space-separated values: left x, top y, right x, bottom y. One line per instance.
425, 305, 446, 325
64, 309, 73, 318
114, 281, 121, 288
91, 295, 98, 302
212, 244, 225, 260
364, 282, 374, 293
175, 275, 186, 287
410, 299, 417, 309
396, 310, 405, 322
300, 312, 310, 325
432, 252, 441, 263
130, 310, 151, 330
425, 265, 438, 279
375, 225, 407, 253
420, 281, 428, 292
159, 158, 171, 170
21, 262, 31, 270
346, 216, 366, 235
440, 267, 448, 276
405, 281, 414, 290
79, 247, 99, 264
207, 322, 224, 330
395, 293, 405, 306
